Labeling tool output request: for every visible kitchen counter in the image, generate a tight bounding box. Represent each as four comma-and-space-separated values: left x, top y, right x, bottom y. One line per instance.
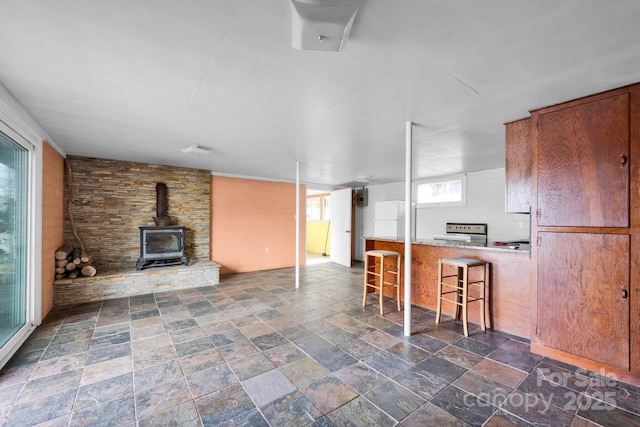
364, 237, 531, 338
366, 237, 531, 254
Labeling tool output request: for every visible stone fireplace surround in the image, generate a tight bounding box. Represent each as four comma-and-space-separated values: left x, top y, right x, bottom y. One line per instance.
55, 156, 219, 305
54, 261, 220, 306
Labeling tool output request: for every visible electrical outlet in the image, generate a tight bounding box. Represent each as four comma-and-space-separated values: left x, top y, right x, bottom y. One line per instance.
517, 222, 523, 229
265, 248, 269, 253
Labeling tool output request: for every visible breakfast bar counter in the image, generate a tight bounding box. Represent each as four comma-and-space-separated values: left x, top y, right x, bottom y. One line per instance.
364, 237, 531, 339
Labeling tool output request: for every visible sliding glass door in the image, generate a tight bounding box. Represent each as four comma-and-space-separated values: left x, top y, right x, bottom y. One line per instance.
0, 129, 29, 353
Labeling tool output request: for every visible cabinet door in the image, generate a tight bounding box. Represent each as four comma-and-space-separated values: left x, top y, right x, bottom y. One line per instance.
505, 118, 531, 213
537, 93, 629, 227
537, 232, 629, 370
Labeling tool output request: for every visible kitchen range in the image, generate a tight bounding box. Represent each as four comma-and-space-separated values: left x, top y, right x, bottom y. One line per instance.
432, 223, 488, 247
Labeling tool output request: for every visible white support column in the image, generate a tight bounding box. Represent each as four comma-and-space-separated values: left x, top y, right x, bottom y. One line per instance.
295, 161, 300, 288
404, 121, 413, 337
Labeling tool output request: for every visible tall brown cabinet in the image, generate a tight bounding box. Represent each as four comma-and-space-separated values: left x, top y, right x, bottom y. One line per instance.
505, 117, 532, 214
514, 83, 640, 381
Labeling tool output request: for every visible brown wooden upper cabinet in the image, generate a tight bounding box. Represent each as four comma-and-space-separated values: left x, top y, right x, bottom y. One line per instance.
534, 93, 630, 227
505, 118, 532, 213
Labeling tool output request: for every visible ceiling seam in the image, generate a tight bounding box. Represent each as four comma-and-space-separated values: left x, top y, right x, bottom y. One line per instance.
179, 0, 245, 123
439, 66, 483, 97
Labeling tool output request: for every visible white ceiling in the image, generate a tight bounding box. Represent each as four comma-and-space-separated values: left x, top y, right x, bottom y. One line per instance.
2, 0, 640, 188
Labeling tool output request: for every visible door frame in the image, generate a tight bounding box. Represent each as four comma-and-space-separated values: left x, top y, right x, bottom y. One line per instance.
0, 120, 41, 369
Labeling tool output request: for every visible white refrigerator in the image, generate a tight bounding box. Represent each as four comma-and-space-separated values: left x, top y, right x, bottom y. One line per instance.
373, 200, 405, 239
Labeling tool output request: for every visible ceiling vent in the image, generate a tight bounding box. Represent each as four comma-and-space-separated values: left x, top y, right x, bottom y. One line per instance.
290, 0, 359, 52
180, 144, 211, 155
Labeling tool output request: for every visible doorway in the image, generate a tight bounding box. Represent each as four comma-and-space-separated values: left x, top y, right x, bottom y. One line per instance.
305, 190, 331, 265
305, 188, 355, 267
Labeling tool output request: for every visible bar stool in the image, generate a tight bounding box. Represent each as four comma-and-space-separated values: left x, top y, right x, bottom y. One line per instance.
435, 257, 489, 337
363, 250, 401, 315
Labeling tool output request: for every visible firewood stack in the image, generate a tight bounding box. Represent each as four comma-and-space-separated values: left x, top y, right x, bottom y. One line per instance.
54, 244, 97, 281
57, 159, 97, 283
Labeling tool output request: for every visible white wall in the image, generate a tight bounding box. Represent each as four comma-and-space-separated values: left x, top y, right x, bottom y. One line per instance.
355, 182, 404, 261
415, 168, 530, 244
360, 168, 531, 255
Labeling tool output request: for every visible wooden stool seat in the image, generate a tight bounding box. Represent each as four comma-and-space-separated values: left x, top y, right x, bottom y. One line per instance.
363, 250, 401, 315
436, 257, 489, 337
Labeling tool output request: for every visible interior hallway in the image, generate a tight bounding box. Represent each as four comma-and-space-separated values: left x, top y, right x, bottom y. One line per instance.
1, 262, 639, 426
305, 252, 331, 265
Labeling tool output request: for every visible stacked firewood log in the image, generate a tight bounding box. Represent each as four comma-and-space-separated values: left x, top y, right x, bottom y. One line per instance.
56, 160, 97, 283
54, 245, 97, 280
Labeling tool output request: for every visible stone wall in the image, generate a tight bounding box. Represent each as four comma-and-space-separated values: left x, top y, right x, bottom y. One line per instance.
53, 261, 220, 306
64, 156, 210, 271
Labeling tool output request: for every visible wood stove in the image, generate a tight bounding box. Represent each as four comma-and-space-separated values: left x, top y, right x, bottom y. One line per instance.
136, 226, 189, 270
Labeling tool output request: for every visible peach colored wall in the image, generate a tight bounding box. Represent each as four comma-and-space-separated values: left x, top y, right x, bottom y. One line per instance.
41, 142, 65, 316
211, 176, 306, 274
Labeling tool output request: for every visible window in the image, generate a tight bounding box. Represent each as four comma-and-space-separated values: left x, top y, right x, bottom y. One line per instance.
0, 126, 32, 366
414, 174, 466, 207
306, 193, 330, 220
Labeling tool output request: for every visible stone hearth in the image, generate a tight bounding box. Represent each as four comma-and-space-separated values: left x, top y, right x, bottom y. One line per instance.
53, 260, 220, 306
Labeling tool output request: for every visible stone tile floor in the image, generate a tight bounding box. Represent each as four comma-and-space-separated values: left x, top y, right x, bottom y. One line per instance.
1, 262, 640, 426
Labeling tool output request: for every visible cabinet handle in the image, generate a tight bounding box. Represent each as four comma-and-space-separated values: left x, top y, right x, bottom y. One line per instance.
620, 154, 628, 166
621, 288, 628, 299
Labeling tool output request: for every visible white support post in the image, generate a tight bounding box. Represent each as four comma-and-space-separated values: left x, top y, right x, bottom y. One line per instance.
404, 121, 413, 337
295, 161, 300, 288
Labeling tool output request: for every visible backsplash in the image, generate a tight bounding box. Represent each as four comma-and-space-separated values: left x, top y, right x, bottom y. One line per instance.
357, 168, 530, 259
414, 168, 530, 245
